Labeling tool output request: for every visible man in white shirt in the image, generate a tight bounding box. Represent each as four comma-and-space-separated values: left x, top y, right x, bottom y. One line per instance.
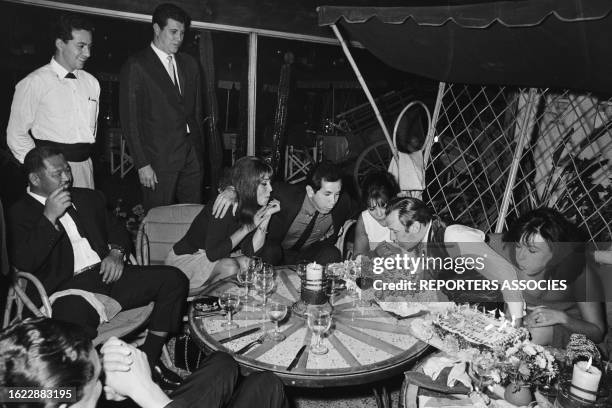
6, 14, 99, 189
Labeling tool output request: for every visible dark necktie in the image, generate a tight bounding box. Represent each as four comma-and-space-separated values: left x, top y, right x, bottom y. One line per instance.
290, 211, 319, 251
65, 72, 76, 79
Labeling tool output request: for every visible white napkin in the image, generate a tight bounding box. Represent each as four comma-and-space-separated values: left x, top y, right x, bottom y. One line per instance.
422, 356, 473, 389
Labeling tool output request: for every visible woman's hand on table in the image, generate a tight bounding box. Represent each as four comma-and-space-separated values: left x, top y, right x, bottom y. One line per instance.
524, 307, 567, 328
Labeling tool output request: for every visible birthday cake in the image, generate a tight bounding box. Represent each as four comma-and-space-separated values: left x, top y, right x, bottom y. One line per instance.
433, 305, 527, 350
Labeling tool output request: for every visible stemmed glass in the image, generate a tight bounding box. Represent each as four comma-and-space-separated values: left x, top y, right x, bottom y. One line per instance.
253, 266, 276, 309
218, 291, 241, 330
307, 308, 332, 355
237, 266, 254, 304
265, 301, 288, 341
470, 353, 497, 397
249, 257, 263, 274
326, 264, 345, 305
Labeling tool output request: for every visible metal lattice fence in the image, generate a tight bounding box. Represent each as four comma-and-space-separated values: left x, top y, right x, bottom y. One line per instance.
423, 83, 612, 243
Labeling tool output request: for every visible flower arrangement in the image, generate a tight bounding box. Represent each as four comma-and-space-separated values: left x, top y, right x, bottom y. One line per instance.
497, 340, 559, 386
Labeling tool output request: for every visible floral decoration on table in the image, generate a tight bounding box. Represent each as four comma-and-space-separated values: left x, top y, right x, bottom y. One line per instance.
494, 340, 559, 388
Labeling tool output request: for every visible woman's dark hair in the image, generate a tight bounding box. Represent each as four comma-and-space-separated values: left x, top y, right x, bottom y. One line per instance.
503, 207, 586, 279
231, 156, 273, 225
360, 171, 399, 208
0, 318, 96, 408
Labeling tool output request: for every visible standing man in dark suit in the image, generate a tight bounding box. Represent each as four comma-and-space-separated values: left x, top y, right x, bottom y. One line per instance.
120, 3, 203, 211
7, 146, 188, 374
214, 161, 357, 265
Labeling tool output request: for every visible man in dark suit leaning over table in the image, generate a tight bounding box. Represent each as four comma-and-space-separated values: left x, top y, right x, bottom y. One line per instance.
120, 3, 203, 211
214, 161, 357, 265
7, 146, 188, 373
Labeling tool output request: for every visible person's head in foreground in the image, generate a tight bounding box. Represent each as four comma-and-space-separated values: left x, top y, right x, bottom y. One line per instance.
360, 171, 399, 226
385, 197, 439, 250
24, 146, 73, 197
305, 161, 343, 215
503, 207, 585, 280
231, 156, 273, 225
0, 318, 101, 408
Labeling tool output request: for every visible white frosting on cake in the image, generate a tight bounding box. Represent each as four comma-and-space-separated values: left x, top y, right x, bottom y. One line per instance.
434, 305, 526, 349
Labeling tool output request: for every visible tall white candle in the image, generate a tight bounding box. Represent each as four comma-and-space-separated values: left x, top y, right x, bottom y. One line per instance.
306, 262, 323, 282
570, 359, 601, 401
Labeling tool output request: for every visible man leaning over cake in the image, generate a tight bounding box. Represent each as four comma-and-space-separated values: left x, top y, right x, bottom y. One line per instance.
384, 197, 526, 326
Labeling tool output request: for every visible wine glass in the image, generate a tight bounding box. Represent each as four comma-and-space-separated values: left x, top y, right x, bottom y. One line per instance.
237, 266, 254, 303
218, 291, 241, 330
248, 257, 263, 274
265, 301, 288, 341
307, 308, 332, 355
296, 261, 308, 280
470, 353, 497, 396
253, 269, 276, 309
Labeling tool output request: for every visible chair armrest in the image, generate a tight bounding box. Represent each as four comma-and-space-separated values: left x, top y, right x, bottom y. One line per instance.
135, 223, 150, 266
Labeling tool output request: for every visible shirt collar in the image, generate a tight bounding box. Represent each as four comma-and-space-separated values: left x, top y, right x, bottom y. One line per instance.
50, 57, 76, 79
27, 186, 47, 205
302, 193, 318, 216
151, 42, 175, 62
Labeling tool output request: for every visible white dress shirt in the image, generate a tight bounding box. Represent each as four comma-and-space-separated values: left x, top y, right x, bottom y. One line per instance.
150, 42, 182, 91
28, 188, 101, 273
7, 58, 100, 163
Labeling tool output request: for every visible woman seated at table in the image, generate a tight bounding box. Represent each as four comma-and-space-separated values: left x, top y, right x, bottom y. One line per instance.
353, 171, 400, 258
492, 208, 605, 348
166, 157, 280, 292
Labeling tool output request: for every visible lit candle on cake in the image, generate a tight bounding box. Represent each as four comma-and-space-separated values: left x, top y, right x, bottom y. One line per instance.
570, 357, 601, 401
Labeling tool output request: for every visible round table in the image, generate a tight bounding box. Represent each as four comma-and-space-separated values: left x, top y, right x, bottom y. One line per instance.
189, 266, 430, 387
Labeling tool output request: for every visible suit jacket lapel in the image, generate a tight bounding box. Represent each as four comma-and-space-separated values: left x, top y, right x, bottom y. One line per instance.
144, 47, 182, 99
175, 53, 186, 97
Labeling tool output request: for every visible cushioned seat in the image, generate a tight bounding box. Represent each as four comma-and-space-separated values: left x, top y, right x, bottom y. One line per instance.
136, 204, 204, 266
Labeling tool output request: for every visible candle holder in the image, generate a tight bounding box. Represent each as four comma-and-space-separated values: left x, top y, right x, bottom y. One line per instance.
291, 263, 332, 318
554, 380, 610, 407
